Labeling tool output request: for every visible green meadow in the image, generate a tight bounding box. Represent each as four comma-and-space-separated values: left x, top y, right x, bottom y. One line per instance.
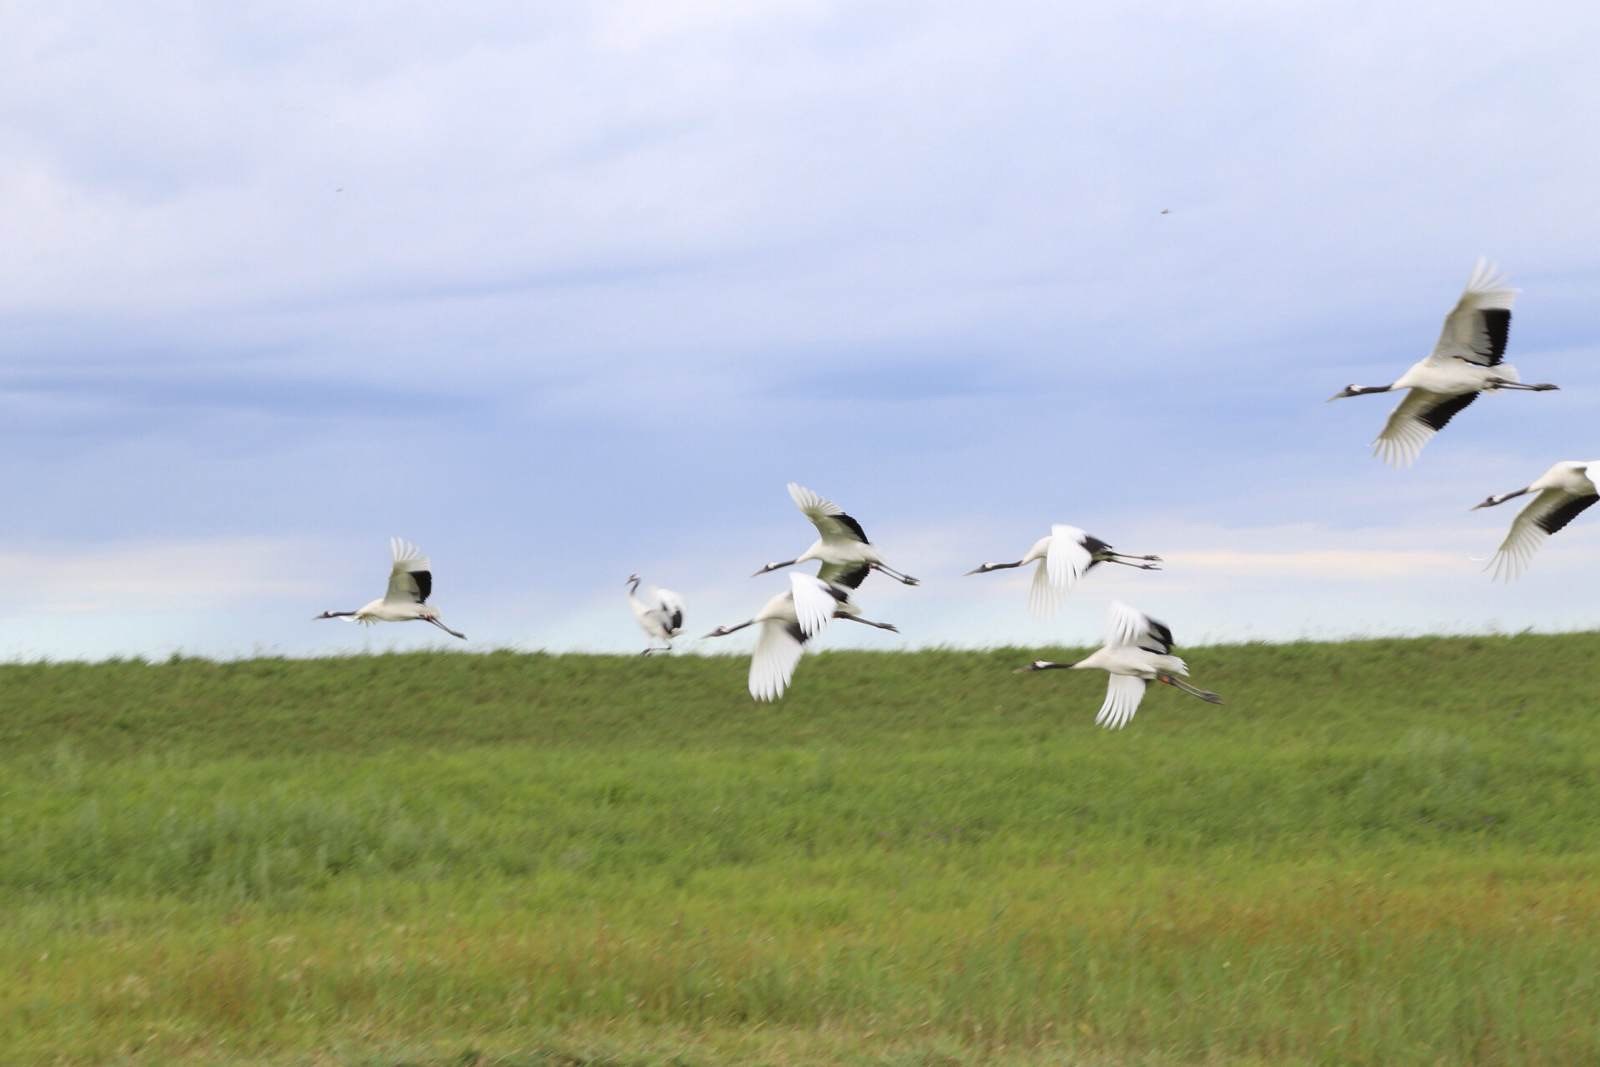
3, 634, 1599, 1065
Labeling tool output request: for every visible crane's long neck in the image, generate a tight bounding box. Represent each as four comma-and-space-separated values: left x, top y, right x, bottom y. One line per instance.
966, 560, 1024, 574
1020, 659, 1078, 671
1330, 384, 1394, 400
704, 619, 755, 638
1474, 486, 1530, 510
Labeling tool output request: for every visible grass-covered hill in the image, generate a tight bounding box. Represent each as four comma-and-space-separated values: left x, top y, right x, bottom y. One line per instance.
4, 634, 1599, 1064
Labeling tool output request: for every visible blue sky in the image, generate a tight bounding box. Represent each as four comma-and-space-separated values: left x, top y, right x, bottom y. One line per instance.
3, 0, 1599, 661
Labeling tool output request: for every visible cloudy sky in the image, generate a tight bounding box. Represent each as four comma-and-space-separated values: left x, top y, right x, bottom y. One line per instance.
3, 0, 1599, 661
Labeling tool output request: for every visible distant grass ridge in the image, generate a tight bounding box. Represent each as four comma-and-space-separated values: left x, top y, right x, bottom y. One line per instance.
4, 634, 1600, 1064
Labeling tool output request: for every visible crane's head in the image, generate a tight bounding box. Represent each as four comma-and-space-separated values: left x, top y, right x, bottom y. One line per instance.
625, 573, 641, 587
1327, 384, 1359, 401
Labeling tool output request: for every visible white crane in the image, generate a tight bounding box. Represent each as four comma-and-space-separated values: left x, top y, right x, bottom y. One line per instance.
1328, 259, 1557, 467
703, 572, 898, 701
754, 482, 919, 587
315, 537, 466, 639
966, 524, 1161, 616
1016, 601, 1220, 729
1473, 460, 1598, 580
626, 573, 685, 654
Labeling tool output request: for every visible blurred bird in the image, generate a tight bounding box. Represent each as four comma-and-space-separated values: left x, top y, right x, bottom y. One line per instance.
1328, 258, 1557, 467
626, 573, 685, 654
1473, 460, 1598, 579
704, 573, 898, 701
966, 524, 1160, 617
1016, 601, 1220, 729
754, 482, 919, 587
315, 538, 466, 639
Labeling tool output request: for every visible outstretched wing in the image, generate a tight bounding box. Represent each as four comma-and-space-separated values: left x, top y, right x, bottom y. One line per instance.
1488, 488, 1598, 581
749, 619, 808, 701
1429, 258, 1517, 368
1045, 524, 1095, 589
1105, 601, 1175, 654
655, 588, 686, 635
789, 573, 839, 638
787, 482, 870, 544
384, 537, 433, 604
1373, 389, 1477, 468
1094, 674, 1147, 730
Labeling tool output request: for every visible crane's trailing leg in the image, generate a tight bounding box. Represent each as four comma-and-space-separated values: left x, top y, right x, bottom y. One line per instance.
870, 562, 920, 586
838, 614, 899, 633
1486, 378, 1558, 392
1105, 558, 1161, 571
1157, 673, 1222, 703
425, 616, 467, 640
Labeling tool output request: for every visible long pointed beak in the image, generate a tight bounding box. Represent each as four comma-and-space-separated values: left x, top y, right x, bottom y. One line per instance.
963, 565, 986, 576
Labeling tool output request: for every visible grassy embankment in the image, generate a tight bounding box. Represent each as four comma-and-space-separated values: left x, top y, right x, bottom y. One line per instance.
3, 634, 1599, 1064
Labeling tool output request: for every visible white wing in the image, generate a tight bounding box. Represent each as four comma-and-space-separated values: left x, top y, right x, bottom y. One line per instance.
1105, 601, 1175, 653
1094, 674, 1147, 730
1372, 389, 1477, 468
1045, 524, 1094, 588
383, 537, 432, 604
789, 573, 837, 638
787, 482, 870, 544
1488, 488, 1599, 581
1028, 559, 1060, 618
655, 588, 686, 635
749, 618, 806, 701
1429, 258, 1518, 367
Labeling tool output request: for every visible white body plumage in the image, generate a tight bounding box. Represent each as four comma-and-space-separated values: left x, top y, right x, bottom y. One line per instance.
966, 524, 1160, 617
626, 574, 685, 653
316, 538, 466, 639
1018, 601, 1219, 730
1330, 259, 1557, 468
1474, 460, 1599, 580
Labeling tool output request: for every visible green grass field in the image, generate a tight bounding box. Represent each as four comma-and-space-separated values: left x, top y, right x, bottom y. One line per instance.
4, 633, 1599, 1065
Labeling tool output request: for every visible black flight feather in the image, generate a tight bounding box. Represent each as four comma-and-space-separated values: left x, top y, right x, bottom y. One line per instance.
1536, 494, 1597, 536
1418, 391, 1478, 432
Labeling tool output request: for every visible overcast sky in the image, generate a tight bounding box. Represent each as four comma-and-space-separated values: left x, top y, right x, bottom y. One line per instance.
3, 0, 1598, 662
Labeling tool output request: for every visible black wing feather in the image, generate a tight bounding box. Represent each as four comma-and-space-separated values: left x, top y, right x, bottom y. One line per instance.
833, 563, 871, 590
412, 570, 433, 603
1141, 618, 1175, 655
834, 512, 870, 543
1477, 308, 1511, 366
1536, 494, 1598, 536
1418, 391, 1478, 432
